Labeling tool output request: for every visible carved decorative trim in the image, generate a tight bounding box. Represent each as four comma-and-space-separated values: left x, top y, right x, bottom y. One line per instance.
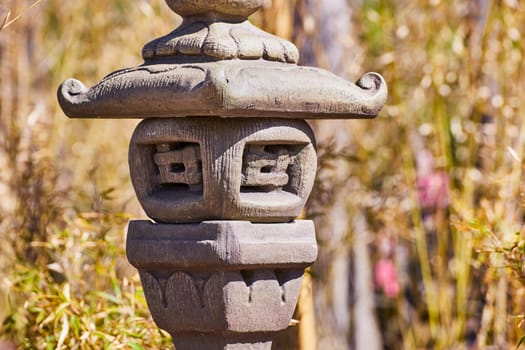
154, 142, 203, 191
128, 118, 316, 223
151, 271, 212, 308
142, 20, 299, 63
241, 143, 306, 193
139, 268, 304, 333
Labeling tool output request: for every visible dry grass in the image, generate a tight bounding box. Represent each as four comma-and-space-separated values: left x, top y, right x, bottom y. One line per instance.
357, 1, 525, 347
263, 0, 525, 348
0, 0, 177, 347
1, 0, 525, 349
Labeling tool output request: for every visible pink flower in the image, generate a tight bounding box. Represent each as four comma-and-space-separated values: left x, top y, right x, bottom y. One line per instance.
415, 149, 449, 210
374, 259, 400, 298
417, 172, 449, 210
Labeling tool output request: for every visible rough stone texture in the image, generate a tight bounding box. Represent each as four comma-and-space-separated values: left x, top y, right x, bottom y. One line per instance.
166, 0, 264, 19
56, 0, 386, 120
127, 220, 316, 345
127, 220, 318, 269
138, 269, 304, 333
154, 142, 203, 191
57, 60, 386, 119
142, 20, 299, 63
173, 333, 273, 350
57, 0, 387, 348
129, 118, 317, 223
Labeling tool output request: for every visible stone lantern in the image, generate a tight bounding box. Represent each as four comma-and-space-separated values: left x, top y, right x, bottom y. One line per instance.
57, 1, 387, 349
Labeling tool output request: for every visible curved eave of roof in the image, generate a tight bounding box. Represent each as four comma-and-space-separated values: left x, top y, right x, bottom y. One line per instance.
57, 60, 387, 120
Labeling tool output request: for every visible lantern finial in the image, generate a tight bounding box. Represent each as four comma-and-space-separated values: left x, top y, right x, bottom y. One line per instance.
141, 0, 299, 63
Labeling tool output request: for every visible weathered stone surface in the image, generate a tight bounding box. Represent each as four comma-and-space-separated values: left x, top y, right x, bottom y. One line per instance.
126, 220, 316, 339
58, 60, 386, 119
57, 0, 387, 348
128, 118, 317, 223
142, 20, 299, 63
138, 269, 304, 333
166, 0, 264, 19
173, 332, 273, 350
127, 220, 318, 269
56, 0, 387, 120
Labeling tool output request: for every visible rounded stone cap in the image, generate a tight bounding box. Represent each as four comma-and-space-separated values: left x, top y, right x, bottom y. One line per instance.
166, 0, 263, 19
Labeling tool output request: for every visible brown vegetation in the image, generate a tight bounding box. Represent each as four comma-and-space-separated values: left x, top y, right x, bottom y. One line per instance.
1, 0, 525, 349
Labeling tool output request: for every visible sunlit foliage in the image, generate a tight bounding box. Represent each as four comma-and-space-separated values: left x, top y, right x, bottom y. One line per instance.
1, 0, 525, 349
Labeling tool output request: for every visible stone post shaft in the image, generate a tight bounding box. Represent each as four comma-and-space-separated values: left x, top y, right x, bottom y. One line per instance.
57, 1, 387, 348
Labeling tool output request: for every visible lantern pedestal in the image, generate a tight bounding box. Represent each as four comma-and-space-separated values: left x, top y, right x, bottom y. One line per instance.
127, 220, 317, 349
172, 332, 272, 350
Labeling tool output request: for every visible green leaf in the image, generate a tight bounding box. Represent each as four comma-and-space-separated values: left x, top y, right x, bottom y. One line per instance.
110, 276, 122, 300
94, 291, 121, 305
127, 341, 145, 350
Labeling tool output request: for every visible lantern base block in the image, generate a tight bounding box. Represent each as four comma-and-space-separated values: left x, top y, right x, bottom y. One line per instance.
172, 332, 276, 350
126, 220, 317, 349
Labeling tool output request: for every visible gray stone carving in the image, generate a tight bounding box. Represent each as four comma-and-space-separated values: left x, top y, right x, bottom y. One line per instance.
154, 142, 203, 191
142, 20, 299, 62
241, 144, 296, 190
126, 220, 318, 269
58, 60, 386, 119
127, 221, 316, 328
58, 60, 387, 119
127, 220, 316, 349
57, 0, 387, 348
56, 0, 386, 120
165, 0, 264, 19
129, 118, 317, 223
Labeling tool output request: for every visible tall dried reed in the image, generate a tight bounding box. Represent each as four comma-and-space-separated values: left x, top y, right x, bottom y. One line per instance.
262, 0, 525, 348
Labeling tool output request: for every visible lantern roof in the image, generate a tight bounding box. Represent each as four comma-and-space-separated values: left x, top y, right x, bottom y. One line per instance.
57, 0, 387, 119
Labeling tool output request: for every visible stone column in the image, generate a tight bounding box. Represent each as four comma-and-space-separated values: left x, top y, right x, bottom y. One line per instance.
57, 1, 387, 349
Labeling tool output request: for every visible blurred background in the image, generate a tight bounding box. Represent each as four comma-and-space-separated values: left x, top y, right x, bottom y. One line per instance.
1, 0, 525, 349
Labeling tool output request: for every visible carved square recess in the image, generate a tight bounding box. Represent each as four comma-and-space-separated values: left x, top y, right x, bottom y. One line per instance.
153, 142, 202, 192
241, 143, 304, 194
